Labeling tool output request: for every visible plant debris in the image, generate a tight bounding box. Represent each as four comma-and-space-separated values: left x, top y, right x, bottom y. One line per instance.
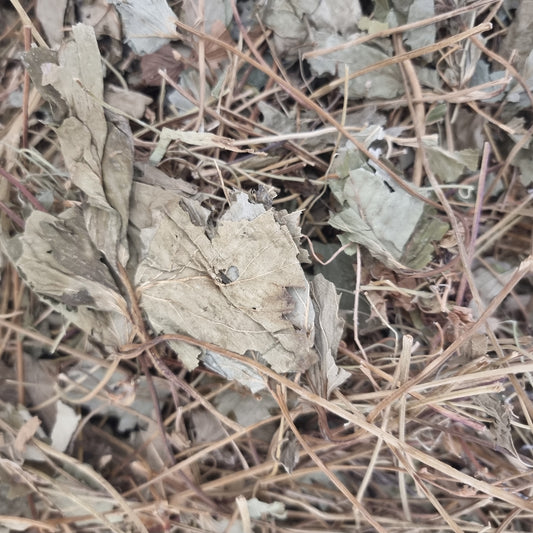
1, 1, 533, 532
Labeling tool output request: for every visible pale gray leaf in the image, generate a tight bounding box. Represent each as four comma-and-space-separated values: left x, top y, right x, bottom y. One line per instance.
307, 31, 403, 99
109, 0, 179, 55
329, 150, 449, 270
308, 275, 348, 398
203, 351, 266, 393
404, 0, 435, 51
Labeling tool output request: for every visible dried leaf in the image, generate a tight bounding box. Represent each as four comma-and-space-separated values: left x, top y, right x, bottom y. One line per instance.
214, 390, 278, 426
26, 24, 134, 268
203, 350, 266, 393
104, 84, 153, 119
260, 0, 361, 60
329, 149, 449, 270
35, 0, 67, 48
109, 0, 179, 55
307, 275, 349, 398
404, 0, 436, 51
14, 417, 41, 456
21, 47, 69, 123
4, 208, 133, 347
150, 127, 263, 165
50, 402, 80, 452
425, 145, 480, 183
472, 394, 518, 458
307, 31, 403, 99
134, 192, 317, 373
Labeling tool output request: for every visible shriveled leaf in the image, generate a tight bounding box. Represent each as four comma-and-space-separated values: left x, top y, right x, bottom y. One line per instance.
21, 47, 69, 123
14, 417, 41, 456
203, 350, 266, 393
64, 361, 170, 433
78, 0, 122, 41
260, 0, 309, 59
180, 0, 233, 34
260, 0, 361, 60
134, 192, 317, 373
134, 162, 198, 196
150, 127, 262, 165
472, 394, 517, 458
307, 275, 349, 398
25, 24, 133, 268
35, 0, 67, 48
329, 149, 449, 270
109, 0, 179, 55
426, 144, 480, 183
214, 390, 278, 426
4, 208, 133, 347
104, 84, 153, 119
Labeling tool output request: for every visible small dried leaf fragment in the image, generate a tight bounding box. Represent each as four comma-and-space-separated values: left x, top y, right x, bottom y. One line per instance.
307, 275, 349, 398
109, 0, 179, 55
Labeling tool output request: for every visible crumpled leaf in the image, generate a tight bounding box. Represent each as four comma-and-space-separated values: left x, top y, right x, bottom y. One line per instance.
4, 208, 133, 347
109, 0, 179, 55
134, 191, 317, 373
21, 47, 69, 123
35, 0, 67, 48
260, 0, 361, 61
6, 25, 135, 349
307, 275, 349, 398
10, 23, 318, 384
180, 0, 232, 35
203, 350, 266, 393
64, 362, 170, 432
472, 394, 518, 458
214, 390, 278, 426
329, 148, 449, 270
104, 84, 153, 119
425, 144, 480, 183
150, 127, 262, 165
24, 24, 133, 269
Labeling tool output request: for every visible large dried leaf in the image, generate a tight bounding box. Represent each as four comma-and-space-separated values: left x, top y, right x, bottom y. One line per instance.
10, 24, 318, 383
134, 191, 317, 373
